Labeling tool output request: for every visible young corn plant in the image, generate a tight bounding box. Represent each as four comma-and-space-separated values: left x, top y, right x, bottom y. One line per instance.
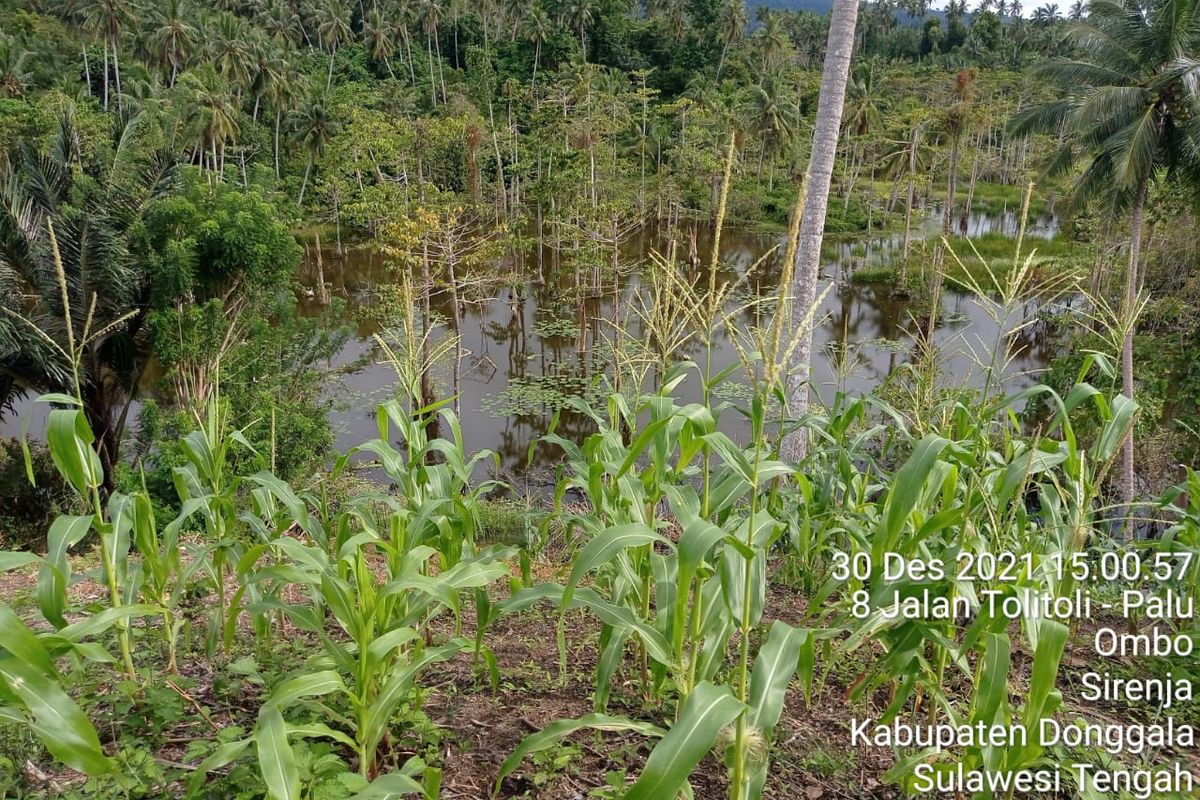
501, 374, 817, 800
170, 392, 259, 655
0, 557, 118, 779
192, 400, 510, 796
824, 372, 1136, 793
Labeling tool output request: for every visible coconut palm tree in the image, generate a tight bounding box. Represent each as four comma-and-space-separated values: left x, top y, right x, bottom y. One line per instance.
313, 0, 352, 92
523, 2, 553, 87
145, 0, 196, 86
247, 42, 284, 121
565, 0, 596, 54
261, 0, 303, 46
210, 12, 256, 98
81, 0, 138, 110
782, 0, 859, 462
1014, 0, 1200, 523
742, 73, 799, 188
421, 0, 447, 103
181, 66, 240, 177
363, 7, 398, 78
755, 11, 792, 73
267, 59, 304, 178
289, 96, 340, 205
716, 0, 747, 78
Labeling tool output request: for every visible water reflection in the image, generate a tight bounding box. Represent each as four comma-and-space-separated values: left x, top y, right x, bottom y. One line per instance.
295, 211, 1060, 475
1, 211, 1059, 475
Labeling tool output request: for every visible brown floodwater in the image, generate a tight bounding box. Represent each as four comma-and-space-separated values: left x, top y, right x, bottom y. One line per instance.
2, 209, 1061, 479
294, 209, 1060, 478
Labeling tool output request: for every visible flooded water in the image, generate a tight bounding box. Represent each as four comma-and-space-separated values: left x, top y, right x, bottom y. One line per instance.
295, 209, 1061, 477
2, 209, 1061, 478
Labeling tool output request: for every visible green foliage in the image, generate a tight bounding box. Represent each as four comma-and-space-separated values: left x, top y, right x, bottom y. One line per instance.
0, 438, 71, 550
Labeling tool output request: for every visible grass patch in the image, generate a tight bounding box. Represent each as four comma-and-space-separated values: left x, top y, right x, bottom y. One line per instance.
850, 263, 899, 284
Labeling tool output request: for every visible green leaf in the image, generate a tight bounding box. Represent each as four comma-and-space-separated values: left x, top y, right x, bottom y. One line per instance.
494, 713, 666, 795
265, 670, 346, 710
562, 523, 669, 609
256, 707, 299, 800
46, 409, 100, 498
349, 772, 425, 799
746, 622, 809, 738
0, 620, 111, 775
0, 552, 40, 572
624, 682, 744, 800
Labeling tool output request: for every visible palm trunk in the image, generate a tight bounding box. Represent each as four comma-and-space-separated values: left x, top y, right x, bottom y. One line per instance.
944, 132, 961, 236
326, 45, 337, 91
434, 35, 447, 103
404, 31, 417, 84
82, 44, 92, 94
102, 40, 109, 110
781, 0, 859, 463
274, 107, 282, 178
299, 157, 313, 205
1121, 178, 1147, 534
112, 37, 122, 110
426, 34, 437, 105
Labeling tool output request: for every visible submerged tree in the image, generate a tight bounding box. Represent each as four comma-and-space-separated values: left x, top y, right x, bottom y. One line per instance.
1014, 0, 1200, 522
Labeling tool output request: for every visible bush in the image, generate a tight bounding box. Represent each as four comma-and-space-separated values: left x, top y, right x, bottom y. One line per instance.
0, 438, 73, 550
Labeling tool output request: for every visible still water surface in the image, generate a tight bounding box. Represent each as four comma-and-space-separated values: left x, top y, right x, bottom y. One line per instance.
297, 209, 1060, 477
1, 210, 1060, 477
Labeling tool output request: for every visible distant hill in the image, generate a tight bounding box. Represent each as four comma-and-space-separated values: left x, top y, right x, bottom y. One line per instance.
750, 1, 952, 26
752, 0, 838, 13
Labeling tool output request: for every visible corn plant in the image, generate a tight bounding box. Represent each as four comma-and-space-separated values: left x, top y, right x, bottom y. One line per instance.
34, 393, 138, 676
170, 394, 257, 655
0, 557, 115, 778
820, 373, 1136, 788
191, 401, 511, 796
501, 374, 816, 800
1160, 468, 1200, 604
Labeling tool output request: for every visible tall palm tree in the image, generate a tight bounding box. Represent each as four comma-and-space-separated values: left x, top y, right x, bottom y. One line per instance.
523, 3, 553, 87
313, 0, 352, 92
146, 0, 196, 86
363, 7, 398, 78
210, 12, 256, 98
742, 74, 799, 188
1014, 0, 1200, 523
421, 0, 448, 103
755, 11, 792, 73
782, 0, 859, 462
261, 0, 303, 46
182, 66, 240, 177
81, 0, 138, 110
267, 59, 303, 178
248, 43, 284, 121
566, 0, 596, 54
716, 0, 748, 78
289, 97, 340, 204
391, 0, 419, 84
